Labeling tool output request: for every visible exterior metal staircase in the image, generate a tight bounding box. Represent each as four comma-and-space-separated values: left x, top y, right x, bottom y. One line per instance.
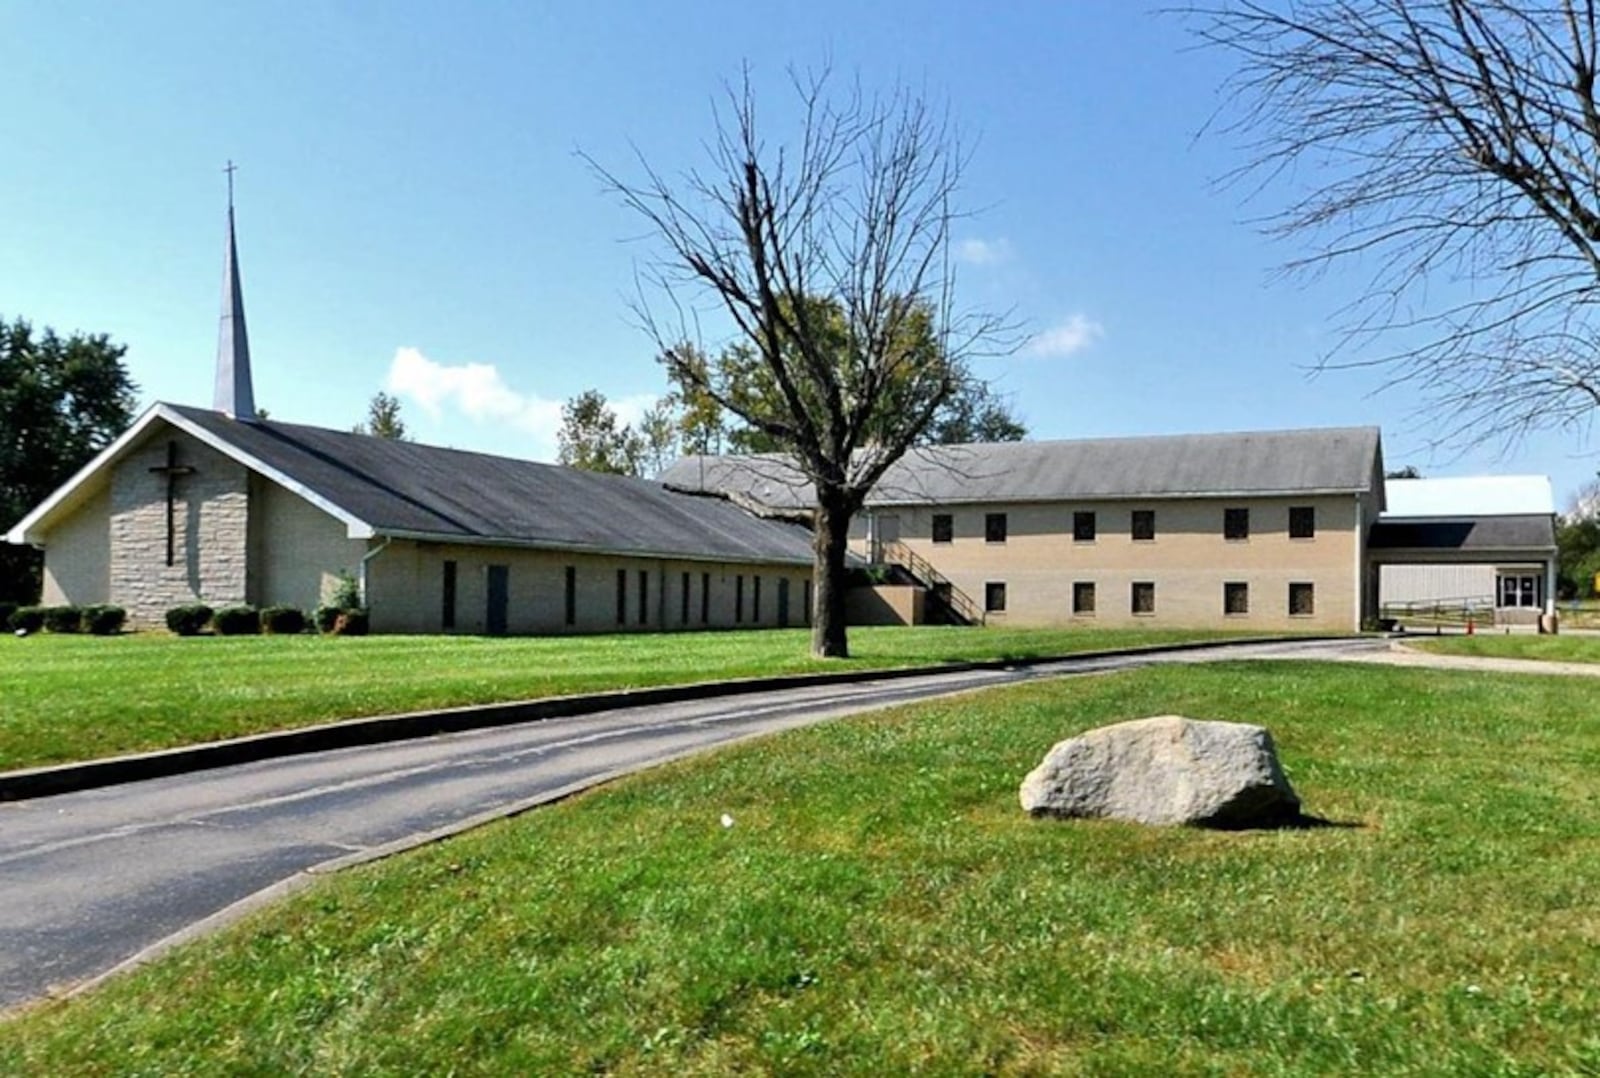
876, 539, 985, 625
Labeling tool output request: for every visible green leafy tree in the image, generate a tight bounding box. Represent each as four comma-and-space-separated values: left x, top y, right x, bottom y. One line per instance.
557, 389, 645, 475
636, 399, 680, 477
1, 317, 138, 602
592, 70, 1010, 657
1558, 476, 1600, 599
354, 391, 410, 440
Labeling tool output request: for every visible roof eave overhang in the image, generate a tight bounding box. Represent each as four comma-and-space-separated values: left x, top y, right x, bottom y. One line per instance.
863, 487, 1371, 509
4, 403, 378, 546
373, 527, 813, 568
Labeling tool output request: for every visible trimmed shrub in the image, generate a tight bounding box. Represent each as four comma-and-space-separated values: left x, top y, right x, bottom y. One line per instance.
10, 606, 45, 634
42, 605, 83, 633
83, 604, 127, 636
333, 609, 370, 636
261, 605, 307, 635
213, 604, 261, 636
314, 605, 343, 634
328, 572, 362, 611
166, 604, 214, 636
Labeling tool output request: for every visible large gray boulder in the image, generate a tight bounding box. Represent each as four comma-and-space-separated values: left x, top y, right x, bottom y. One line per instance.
1019, 716, 1300, 828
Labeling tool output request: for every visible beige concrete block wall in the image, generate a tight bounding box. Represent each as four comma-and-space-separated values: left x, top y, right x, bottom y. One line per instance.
108, 433, 250, 627
869, 494, 1362, 631
845, 585, 924, 626
248, 477, 367, 613
40, 484, 112, 606
368, 540, 812, 635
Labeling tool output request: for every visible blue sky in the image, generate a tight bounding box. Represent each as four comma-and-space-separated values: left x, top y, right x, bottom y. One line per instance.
4, 1, 1597, 505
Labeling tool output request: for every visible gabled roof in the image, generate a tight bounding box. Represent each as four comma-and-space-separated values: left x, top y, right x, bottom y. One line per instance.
660, 426, 1385, 509
8, 403, 815, 566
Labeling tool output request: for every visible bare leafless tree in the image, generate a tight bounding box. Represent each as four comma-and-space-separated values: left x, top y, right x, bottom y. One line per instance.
1188, 1, 1600, 449
588, 69, 1006, 657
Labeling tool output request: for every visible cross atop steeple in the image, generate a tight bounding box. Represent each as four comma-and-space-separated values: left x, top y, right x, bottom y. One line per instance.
214, 160, 257, 420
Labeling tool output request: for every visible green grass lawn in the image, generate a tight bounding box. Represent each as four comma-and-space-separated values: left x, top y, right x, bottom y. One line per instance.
1410, 633, 1600, 664
4, 661, 1597, 1074
0, 626, 1245, 773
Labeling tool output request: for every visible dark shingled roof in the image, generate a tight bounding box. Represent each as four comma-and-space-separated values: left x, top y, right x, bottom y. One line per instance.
659, 426, 1384, 508
168, 405, 814, 564
1368, 515, 1556, 552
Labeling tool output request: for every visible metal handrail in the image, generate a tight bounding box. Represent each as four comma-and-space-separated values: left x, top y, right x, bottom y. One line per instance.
877, 539, 986, 625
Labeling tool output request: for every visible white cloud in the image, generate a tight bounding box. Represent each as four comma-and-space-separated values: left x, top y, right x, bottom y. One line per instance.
1024, 315, 1105, 358
385, 346, 565, 456
956, 237, 1013, 266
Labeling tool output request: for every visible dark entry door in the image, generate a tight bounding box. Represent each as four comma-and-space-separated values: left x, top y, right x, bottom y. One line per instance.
777, 578, 791, 627
486, 565, 509, 635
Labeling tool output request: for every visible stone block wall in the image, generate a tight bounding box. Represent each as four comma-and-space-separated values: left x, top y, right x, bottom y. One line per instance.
109, 433, 249, 626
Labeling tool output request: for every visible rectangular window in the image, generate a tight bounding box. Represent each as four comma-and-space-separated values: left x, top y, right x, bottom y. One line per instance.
803, 579, 812, 623
638, 569, 648, 625
564, 566, 576, 627
985, 513, 1007, 543
681, 571, 691, 625
1224, 507, 1250, 541
735, 574, 745, 623
441, 560, 457, 630
1073, 511, 1096, 542
701, 571, 711, 624
615, 569, 627, 625
1289, 506, 1316, 539
1072, 581, 1096, 615
985, 581, 1007, 613
932, 513, 953, 544
753, 575, 762, 622
1131, 509, 1155, 541
1131, 581, 1156, 615
1224, 581, 1249, 616
1289, 582, 1315, 617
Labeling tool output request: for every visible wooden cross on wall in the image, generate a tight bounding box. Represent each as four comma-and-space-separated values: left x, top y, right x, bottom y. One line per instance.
148, 440, 195, 567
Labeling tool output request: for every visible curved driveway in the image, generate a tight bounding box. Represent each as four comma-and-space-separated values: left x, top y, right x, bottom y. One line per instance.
1, 637, 1384, 1011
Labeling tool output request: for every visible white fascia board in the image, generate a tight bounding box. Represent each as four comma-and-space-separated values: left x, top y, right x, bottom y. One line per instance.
378, 528, 813, 567
4, 404, 376, 546
865, 487, 1371, 509
5, 405, 169, 545
156, 406, 375, 539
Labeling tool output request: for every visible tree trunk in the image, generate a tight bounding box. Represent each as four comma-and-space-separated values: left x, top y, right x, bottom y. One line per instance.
810, 493, 854, 658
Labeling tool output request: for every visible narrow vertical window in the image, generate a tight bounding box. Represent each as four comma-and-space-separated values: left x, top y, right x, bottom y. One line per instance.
701, 571, 711, 624
681, 571, 691, 625
564, 566, 576, 626
638, 569, 649, 625
803, 579, 812, 623
753, 576, 762, 622
616, 569, 627, 625
735, 574, 745, 623
441, 560, 457, 630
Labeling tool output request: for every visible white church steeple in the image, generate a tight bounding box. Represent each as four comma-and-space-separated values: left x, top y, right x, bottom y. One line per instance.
214, 161, 257, 419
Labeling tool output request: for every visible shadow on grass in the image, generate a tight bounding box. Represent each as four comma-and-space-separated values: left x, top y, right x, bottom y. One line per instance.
1203, 811, 1365, 832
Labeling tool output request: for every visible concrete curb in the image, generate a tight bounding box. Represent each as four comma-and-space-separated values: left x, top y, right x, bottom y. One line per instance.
0, 635, 1341, 803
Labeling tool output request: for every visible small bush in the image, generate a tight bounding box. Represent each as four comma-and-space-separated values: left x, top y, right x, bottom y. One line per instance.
213, 605, 261, 636
333, 609, 370, 636
0, 602, 17, 630
10, 606, 45, 634
42, 605, 83, 633
83, 605, 127, 636
328, 572, 362, 611
261, 605, 306, 635
314, 605, 343, 634
166, 604, 214, 636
